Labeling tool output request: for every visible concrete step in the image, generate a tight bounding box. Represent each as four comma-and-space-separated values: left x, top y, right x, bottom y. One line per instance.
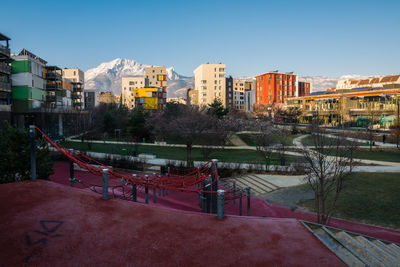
241, 176, 273, 194
306, 224, 364, 266
353, 235, 399, 266
372, 239, 400, 260
301, 221, 400, 267
247, 174, 279, 191
332, 230, 387, 266
226, 178, 247, 191
388, 243, 400, 255
230, 178, 263, 194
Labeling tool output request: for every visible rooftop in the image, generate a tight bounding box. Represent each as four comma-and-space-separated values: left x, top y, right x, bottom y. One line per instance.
0, 33, 11, 41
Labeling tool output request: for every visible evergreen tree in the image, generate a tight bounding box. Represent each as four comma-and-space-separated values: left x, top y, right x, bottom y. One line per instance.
208, 98, 228, 119
0, 122, 53, 183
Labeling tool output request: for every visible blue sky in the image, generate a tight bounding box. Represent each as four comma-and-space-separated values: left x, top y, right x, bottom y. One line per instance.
2, 0, 399, 77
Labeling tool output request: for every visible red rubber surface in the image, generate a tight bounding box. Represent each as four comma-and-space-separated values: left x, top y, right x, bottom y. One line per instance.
50, 161, 400, 244
0, 180, 345, 266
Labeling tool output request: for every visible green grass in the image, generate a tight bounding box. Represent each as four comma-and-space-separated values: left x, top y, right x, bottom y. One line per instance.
315, 147, 400, 162
238, 133, 299, 146
345, 149, 400, 163
298, 172, 400, 228
62, 141, 301, 165
301, 135, 366, 146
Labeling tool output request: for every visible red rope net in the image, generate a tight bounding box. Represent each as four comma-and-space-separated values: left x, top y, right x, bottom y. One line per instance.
34, 126, 221, 194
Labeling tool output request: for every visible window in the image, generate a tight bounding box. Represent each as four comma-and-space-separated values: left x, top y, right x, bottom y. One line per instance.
129, 82, 134, 85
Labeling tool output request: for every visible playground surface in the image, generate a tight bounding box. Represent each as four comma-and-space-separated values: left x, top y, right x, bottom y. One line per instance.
0, 180, 344, 266
49, 161, 400, 243
1, 161, 399, 266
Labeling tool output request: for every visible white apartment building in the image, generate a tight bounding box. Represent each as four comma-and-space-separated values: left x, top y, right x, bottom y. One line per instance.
193, 63, 226, 107
62, 68, 84, 83
145, 66, 167, 89
121, 66, 167, 109
62, 68, 84, 110
122, 76, 145, 109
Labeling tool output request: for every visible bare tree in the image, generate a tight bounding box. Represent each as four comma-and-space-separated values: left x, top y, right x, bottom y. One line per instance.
254, 119, 282, 170
300, 129, 359, 224
149, 105, 213, 167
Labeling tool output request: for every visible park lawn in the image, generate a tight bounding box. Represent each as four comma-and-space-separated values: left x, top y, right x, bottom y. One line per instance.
238, 133, 299, 146
298, 172, 400, 228
301, 135, 366, 146
62, 141, 301, 165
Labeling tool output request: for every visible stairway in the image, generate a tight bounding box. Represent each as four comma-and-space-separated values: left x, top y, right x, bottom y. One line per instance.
301, 221, 400, 266
225, 174, 280, 195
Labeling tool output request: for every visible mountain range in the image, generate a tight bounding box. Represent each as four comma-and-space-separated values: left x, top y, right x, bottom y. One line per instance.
84, 58, 370, 98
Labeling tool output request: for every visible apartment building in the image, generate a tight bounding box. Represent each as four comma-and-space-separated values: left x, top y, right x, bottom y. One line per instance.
63, 68, 84, 110
285, 84, 400, 128
84, 89, 100, 110
11, 49, 47, 113
336, 75, 400, 90
0, 33, 11, 116
134, 87, 165, 110
121, 76, 145, 109
255, 71, 297, 106
225, 76, 233, 110
186, 88, 199, 106
121, 66, 167, 109
193, 63, 226, 107
298, 81, 311, 97
145, 66, 167, 89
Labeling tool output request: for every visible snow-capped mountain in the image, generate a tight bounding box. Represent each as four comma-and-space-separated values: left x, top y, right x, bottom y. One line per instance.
85, 58, 376, 98
84, 58, 191, 97
299, 74, 371, 92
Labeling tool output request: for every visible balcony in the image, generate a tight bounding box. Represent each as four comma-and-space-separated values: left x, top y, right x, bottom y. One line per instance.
46, 83, 62, 91
72, 83, 84, 91
0, 45, 10, 57
71, 94, 82, 100
46, 95, 57, 102
0, 81, 11, 92
0, 63, 11, 74
44, 72, 62, 80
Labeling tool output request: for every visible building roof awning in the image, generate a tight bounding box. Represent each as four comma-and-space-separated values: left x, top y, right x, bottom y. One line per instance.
0, 33, 11, 41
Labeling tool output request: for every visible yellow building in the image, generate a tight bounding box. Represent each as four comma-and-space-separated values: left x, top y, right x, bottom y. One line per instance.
134, 87, 164, 110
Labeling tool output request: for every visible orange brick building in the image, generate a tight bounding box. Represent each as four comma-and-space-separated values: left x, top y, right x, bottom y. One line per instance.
255, 72, 297, 105
298, 81, 311, 96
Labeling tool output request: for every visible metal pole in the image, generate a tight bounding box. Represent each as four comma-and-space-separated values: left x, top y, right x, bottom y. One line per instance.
158, 188, 161, 197
29, 125, 36, 180
206, 176, 211, 213
247, 187, 251, 216
69, 154, 75, 187
201, 180, 206, 212
132, 174, 137, 202
145, 175, 149, 204
153, 188, 157, 203
162, 188, 165, 197
211, 159, 218, 214
239, 192, 243, 216
217, 189, 225, 220
233, 180, 236, 205
102, 169, 109, 200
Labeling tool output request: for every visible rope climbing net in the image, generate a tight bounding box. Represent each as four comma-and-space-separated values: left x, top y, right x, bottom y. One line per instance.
34, 126, 229, 195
